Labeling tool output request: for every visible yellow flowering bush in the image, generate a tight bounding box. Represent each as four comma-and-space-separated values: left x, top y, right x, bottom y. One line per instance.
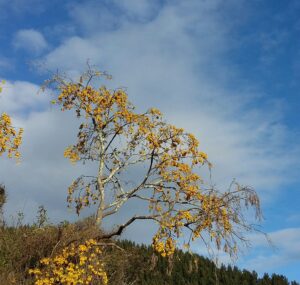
29, 239, 108, 285
0, 113, 23, 159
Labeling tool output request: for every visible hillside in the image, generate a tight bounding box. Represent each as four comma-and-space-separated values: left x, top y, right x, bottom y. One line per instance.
116, 240, 299, 285
0, 217, 298, 285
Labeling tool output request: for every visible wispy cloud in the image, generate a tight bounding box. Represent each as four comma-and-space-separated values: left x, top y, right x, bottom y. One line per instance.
39, 0, 300, 197
13, 29, 48, 55
241, 228, 300, 273
0, 80, 47, 114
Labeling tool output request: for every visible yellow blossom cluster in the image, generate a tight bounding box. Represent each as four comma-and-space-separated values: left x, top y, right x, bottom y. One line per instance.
152, 235, 176, 257
150, 190, 237, 257
0, 112, 23, 160
29, 239, 108, 285
64, 146, 80, 164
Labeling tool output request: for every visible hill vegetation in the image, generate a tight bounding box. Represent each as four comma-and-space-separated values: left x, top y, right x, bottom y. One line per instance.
0, 213, 298, 285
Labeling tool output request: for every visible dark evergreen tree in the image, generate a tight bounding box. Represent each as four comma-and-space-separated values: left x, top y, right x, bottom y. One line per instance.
112, 240, 298, 285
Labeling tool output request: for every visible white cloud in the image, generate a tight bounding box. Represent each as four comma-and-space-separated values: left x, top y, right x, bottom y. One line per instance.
42, 36, 100, 74
241, 228, 300, 273
68, 0, 161, 35
13, 29, 48, 54
39, 0, 300, 200
112, 0, 161, 20
0, 80, 81, 223
0, 80, 48, 115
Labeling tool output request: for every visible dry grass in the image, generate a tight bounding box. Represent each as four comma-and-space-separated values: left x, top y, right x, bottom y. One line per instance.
0, 217, 106, 284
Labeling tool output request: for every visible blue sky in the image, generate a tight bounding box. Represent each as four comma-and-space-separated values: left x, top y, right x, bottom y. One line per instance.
0, 0, 300, 282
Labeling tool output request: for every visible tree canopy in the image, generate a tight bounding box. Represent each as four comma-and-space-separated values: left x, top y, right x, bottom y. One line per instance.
46, 68, 262, 259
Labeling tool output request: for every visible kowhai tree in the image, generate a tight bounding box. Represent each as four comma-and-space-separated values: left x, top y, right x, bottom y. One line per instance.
46, 68, 262, 258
